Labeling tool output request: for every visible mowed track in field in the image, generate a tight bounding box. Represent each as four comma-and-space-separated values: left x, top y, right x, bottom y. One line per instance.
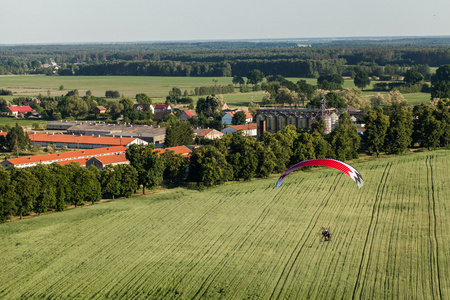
0, 150, 449, 299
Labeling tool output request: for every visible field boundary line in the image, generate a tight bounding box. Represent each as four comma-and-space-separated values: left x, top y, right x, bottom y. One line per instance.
352, 162, 391, 299
427, 155, 442, 300
270, 175, 340, 299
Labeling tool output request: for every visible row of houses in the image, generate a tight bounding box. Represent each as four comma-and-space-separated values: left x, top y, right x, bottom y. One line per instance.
1, 146, 129, 169
1, 144, 195, 169
29, 132, 148, 149
46, 122, 258, 144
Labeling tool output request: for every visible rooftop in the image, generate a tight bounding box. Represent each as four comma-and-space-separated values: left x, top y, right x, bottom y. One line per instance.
29, 133, 139, 146
5, 146, 127, 165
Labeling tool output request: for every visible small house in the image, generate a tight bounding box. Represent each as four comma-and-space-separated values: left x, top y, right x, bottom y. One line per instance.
93, 106, 106, 114
178, 110, 197, 121
221, 110, 253, 125
221, 123, 257, 137
7, 106, 33, 117
154, 104, 171, 112
194, 128, 223, 140
133, 104, 155, 114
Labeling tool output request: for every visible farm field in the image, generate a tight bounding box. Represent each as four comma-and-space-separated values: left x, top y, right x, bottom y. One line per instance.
1, 150, 449, 299
0, 75, 431, 108
0, 75, 235, 103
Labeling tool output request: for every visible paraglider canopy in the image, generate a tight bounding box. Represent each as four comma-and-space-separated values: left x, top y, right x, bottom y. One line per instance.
276, 158, 364, 189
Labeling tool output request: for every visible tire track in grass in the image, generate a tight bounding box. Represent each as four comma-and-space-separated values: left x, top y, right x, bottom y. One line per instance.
118, 183, 278, 298
326, 181, 365, 299
226, 178, 320, 299
352, 162, 391, 300
189, 176, 316, 299
427, 155, 442, 300
110, 193, 238, 298
270, 174, 341, 299
190, 186, 290, 299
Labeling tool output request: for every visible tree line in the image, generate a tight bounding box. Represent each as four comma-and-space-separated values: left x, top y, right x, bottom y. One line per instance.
1, 43, 449, 76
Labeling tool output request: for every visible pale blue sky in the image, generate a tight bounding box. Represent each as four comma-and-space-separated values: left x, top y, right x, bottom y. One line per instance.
1, 0, 449, 45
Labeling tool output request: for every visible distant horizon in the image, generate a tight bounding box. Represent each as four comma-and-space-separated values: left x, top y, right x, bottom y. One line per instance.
2, 35, 450, 47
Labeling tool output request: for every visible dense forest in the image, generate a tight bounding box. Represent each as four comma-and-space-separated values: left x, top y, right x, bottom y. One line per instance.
1, 38, 449, 77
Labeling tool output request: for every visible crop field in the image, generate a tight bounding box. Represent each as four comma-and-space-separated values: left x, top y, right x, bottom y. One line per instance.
0, 75, 431, 108
0, 75, 235, 102
1, 150, 449, 299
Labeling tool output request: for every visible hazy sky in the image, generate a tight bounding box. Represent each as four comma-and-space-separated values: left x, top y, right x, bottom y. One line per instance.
1, 0, 449, 45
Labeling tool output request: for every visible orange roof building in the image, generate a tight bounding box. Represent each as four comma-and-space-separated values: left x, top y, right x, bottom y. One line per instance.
86, 153, 129, 169
1, 146, 127, 169
29, 133, 147, 149
221, 110, 253, 125
154, 145, 192, 157
221, 123, 257, 136
194, 128, 223, 140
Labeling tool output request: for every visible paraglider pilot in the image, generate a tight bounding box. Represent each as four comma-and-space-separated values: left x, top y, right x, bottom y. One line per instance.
322, 229, 332, 241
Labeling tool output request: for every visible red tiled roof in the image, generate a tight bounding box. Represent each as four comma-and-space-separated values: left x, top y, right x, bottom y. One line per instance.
227, 110, 252, 119
198, 129, 213, 137
8, 106, 33, 113
55, 157, 90, 166
95, 106, 106, 110
154, 145, 192, 157
5, 146, 127, 166
183, 110, 197, 118
29, 133, 137, 146
155, 104, 170, 109
93, 153, 128, 164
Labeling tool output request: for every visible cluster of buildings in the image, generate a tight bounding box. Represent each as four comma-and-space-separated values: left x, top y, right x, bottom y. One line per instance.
2, 98, 366, 171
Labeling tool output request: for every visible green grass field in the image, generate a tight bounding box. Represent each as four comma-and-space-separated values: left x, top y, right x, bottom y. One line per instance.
1, 75, 432, 108
0, 75, 236, 103
1, 150, 449, 299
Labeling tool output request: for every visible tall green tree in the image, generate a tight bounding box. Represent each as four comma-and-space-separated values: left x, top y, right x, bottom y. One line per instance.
136, 93, 152, 104
164, 122, 195, 147
188, 145, 232, 187
232, 75, 245, 87
412, 104, 442, 150
363, 108, 390, 156
317, 74, 344, 85
231, 111, 247, 125
384, 104, 413, 154
404, 68, 423, 85
101, 166, 121, 200
0, 166, 17, 223
30, 164, 56, 215
247, 69, 265, 85
117, 164, 139, 198
161, 150, 189, 184
126, 144, 165, 194
291, 131, 315, 165
354, 70, 371, 89
297, 79, 316, 101
431, 65, 450, 99
434, 99, 450, 147
195, 94, 223, 117
119, 97, 134, 110
311, 132, 332, 159
225, 132, 258, 180
327, 112, 361, 160
9, 167, 39, 219
254, 142, 276, 178
6, 123, 31, 156
260, 126, 298, 173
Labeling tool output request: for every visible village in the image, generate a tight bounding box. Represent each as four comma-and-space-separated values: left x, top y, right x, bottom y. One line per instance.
2, 99, 367, 170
